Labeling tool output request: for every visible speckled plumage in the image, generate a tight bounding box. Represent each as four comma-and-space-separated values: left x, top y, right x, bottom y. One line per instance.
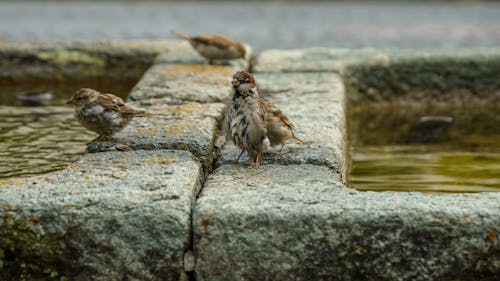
67, 88, 151, 142
172, 30, 246, 64
261, 101, 304, 152
222, 71, 270, 167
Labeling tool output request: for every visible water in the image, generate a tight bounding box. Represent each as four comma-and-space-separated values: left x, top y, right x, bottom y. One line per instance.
351, 145, 500, 193
0, 79, 136, 179
349, 101, 500, 192
1, 2, 500, 50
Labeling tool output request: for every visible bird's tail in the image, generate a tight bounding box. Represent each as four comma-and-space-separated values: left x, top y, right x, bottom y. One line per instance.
292, 132, 305, 145
171, 30, 191, 41
133, 111, 172, 118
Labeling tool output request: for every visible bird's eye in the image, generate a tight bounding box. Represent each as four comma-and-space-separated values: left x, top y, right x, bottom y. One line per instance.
245, 78, 249, 82
77, 96, 84, 100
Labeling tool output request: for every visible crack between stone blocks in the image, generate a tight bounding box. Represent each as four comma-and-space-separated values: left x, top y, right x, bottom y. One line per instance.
182, 54, 256, 281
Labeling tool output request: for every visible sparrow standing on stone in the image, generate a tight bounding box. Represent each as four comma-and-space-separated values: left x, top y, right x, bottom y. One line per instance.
221, 71, 270, 167
261, 101, 304, 153
66, 88, 158, 143
172, 30, 247, 64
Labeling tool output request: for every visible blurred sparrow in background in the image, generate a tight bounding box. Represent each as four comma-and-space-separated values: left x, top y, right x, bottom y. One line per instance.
172, 30, 247, 64
67, 88, 161, 143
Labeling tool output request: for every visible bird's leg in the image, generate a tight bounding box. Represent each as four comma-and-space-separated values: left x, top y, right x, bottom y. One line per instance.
230, 150, 244, 165
208, 59, 214, 65
277, 144, 286, 155
249, 153, 261, 168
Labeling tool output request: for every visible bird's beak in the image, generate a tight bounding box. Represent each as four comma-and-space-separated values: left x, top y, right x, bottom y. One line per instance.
66, 98, 75, 105
231, 80, 240, 87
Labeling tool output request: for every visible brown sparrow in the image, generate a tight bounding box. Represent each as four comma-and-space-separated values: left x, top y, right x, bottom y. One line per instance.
172, 30, 246, 64
221, 71, 270, 167
261, 101, 304, 153
66, 88, 156, 143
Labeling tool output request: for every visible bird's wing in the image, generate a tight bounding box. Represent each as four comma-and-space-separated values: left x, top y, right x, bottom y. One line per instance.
246, 100, 269, 149
193, 34, 243, 50
98, 93, 144, 116
261, 101, 294, 129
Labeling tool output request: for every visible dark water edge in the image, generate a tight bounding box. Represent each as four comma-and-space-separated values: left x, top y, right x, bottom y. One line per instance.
348, 101, 500, 192
0, 78, 136, 179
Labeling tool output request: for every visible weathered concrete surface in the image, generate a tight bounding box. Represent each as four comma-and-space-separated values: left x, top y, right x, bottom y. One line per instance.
87, 102, 224, 174
255, 48, 500, 104
0, 40, 186, 82
219, 72, 347, 181
127, 62, 238, 105
0, 150, 202, 281
343, 48, 500, 104
194, 164, 500, 280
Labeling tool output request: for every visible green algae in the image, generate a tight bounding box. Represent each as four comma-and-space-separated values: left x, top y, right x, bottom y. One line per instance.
0, 213, 70, 281
37, 51, 106, 67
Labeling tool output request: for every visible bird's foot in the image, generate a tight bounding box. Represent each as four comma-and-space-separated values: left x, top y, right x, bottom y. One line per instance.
106, 144, 133, 152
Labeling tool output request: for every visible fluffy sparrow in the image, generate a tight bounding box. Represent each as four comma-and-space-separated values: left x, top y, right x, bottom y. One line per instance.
261, 101, 304, 153
221, 71, 270, 167
172, 30, 246, 64
215, 71, 304, 166
66, 88, 157, 143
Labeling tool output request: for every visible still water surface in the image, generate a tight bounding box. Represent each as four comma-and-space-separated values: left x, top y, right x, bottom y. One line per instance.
349, 102, 500, 192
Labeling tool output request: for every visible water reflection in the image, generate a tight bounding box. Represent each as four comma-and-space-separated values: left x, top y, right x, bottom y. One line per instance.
349, 101, 500, 192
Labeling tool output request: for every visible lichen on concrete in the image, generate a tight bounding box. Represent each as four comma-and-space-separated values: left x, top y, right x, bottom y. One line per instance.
194, 163, 500, 281
254, 47, 500, 104
127, 62, 241, 105
0, 150, 203, 281
86, 102, 224, 174
0, 40, 181, 81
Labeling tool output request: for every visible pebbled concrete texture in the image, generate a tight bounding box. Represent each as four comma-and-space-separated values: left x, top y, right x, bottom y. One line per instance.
194, 164, 500, 280
0, 40, 185, 82
86, 101, 224, 174
192, 48, 500, 281
2, 42, 500, 280
218, 72, 347, 181
255, 48, 500, 104
127, 62, 238, 105
0, 150, 202, 281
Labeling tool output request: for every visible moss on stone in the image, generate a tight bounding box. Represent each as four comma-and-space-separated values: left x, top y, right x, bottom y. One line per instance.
344, 55, 500, 104
37, 50, 106, 67
0, 213, 70, 281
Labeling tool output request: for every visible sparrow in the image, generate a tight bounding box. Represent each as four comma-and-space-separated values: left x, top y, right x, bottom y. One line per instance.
66, 88, 158, 143
172, 30, 246, 64
221, 71, 270, 167
261, 101, 304, 153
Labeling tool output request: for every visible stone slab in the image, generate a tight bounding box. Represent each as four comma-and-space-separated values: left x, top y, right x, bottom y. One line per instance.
254, 47, 500, 74
194, 163, 500, 281
219, 72, 346, 181
0, 149, 202, 281
254, 48, 500, 104
0, 40, 184, 81
127, 63, 239, 105
86, 102, 224, 174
